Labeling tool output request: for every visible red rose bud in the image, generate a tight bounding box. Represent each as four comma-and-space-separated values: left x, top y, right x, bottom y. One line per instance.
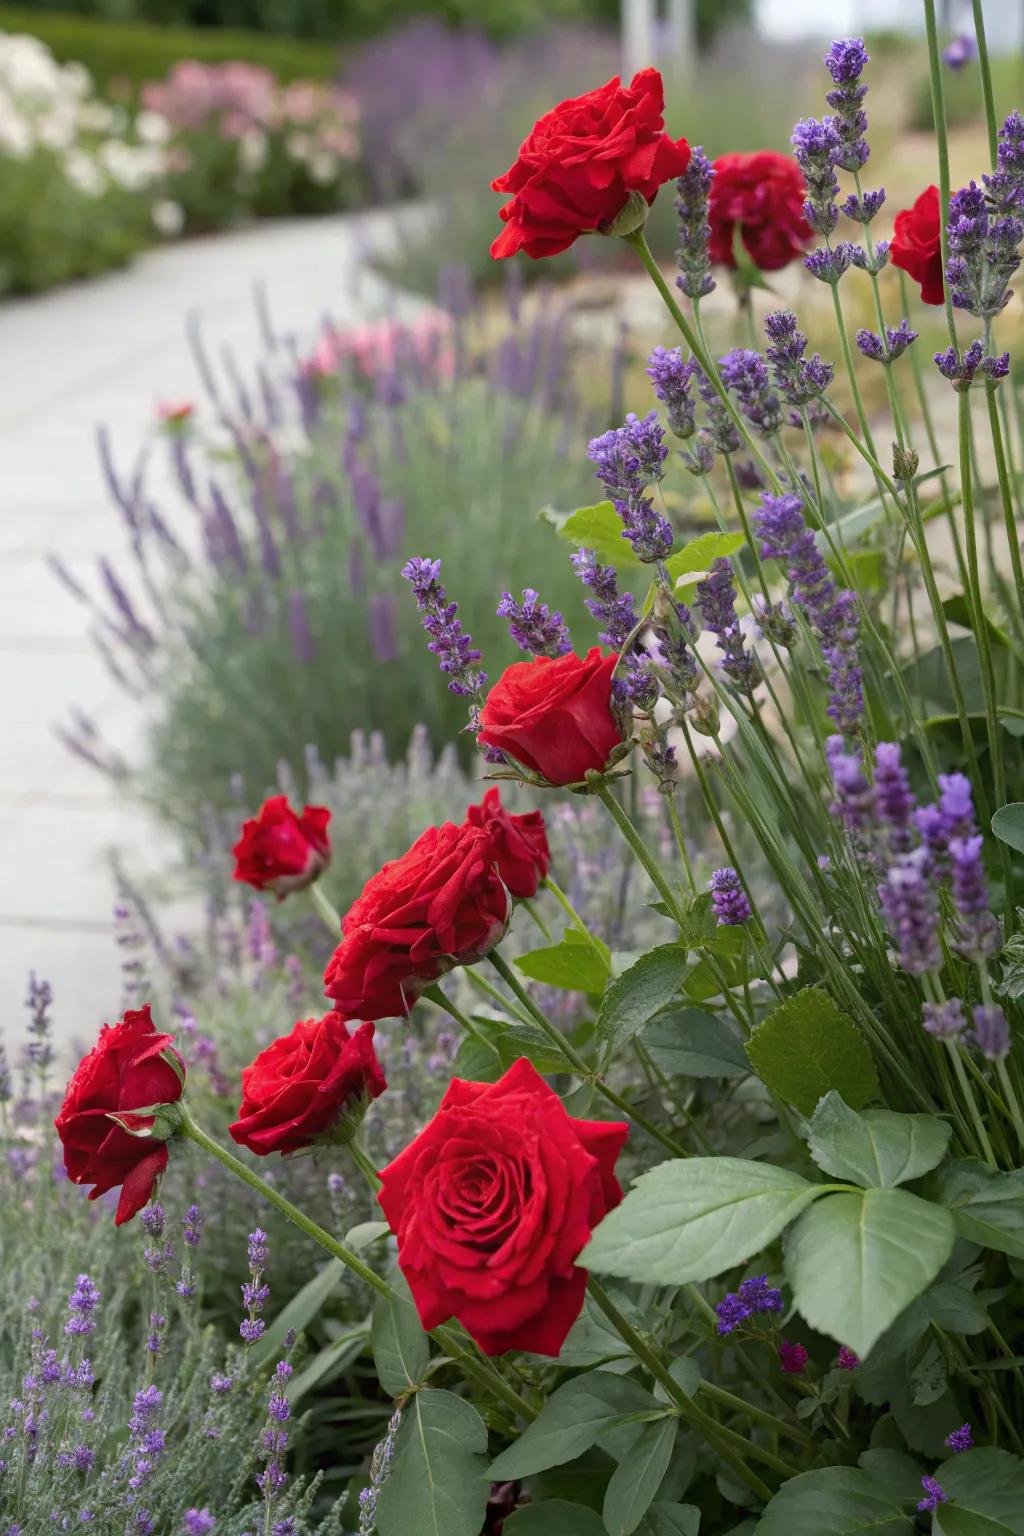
891, 185, 944, 304
232, 795, 331, 897
229, 1010, 386, 1157
323, 821, 510, 1020
378, 1057, 628, 1356
490, 68, 690, 260
464, 787, 550, 899
478, 647, 623, 787
55, 1005, 185, 1225
709, 151, 813, 273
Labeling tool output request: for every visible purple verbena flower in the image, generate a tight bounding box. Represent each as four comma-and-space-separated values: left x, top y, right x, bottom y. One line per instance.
496, 590, 572, 658
710, 867, 752, 926
945, 1423, 974, 1453
401, 557, 486, 698
646, 345, 699, 438
719, 348, 783, 435
674, 147, 715, 300
738, 1274, 783, 1314
878, 847, 941, 974
715, 1292, 751, 1336
764, 310, 834, 405
571, 550, 637, 650
918, 1476, 947, 1513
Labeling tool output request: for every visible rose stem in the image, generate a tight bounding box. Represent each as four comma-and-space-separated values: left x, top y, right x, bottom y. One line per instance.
487, 951, 690, 1159
520, 896, 554, 941
178, 1108, 536, 1423
307, 881, 341, 935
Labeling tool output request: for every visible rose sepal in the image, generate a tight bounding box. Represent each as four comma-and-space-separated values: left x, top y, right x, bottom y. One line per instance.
602, 188, 651, 240
105, 1099, 184, 1142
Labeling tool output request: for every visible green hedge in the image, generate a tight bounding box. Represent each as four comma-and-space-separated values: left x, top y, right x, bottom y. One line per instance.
0, 5, 341, 85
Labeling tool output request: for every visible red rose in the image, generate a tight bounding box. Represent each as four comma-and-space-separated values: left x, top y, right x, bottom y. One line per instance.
478, 647, 622, 787
229, 1010, 386, 1157
891, 185, 944, 304
232, 796, 331, 897
708, 151, 813, 272
55, 1005, 184, 1226
464, 787, 550, 899
490, 68, 690, 260
377, 1057, 628, 1355
323, 821, 510, 1019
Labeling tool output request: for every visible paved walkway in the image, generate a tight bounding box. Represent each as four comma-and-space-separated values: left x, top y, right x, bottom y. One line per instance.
0, 207, 415, 1052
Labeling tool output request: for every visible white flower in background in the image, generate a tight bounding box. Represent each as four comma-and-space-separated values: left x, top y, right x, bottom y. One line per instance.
285, 131, 310, 162
0, 100, 32, 158
0, 34, 65, 105
237, 130, 267, 174
64, 149, 104, 196
307, 149, 337, 185
76, 99, 115, 134
36, 104, 77, 151
152, 198, 184, 237
135, 109, 171, 146
99, 138, 165, 191
61, 59, 92, 99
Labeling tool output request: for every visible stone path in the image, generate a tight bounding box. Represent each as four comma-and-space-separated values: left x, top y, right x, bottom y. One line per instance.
0, 206, 417, 1052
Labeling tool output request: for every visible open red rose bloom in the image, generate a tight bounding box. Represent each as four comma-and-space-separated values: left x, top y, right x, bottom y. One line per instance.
891, 184, 944, 304
465, 786, 550, 899
232, 795, 331, 897
490, 67, 690, 259
478, 647, 622, 787
708, 150, 813, 272
230, 1011, 386, 1157
324, 820, 510, 1020
55, 1005, 184, 1225
378, 1057, 628, 1355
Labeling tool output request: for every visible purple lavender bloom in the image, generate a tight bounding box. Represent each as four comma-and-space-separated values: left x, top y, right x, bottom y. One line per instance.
827, 737, 874, 835
24, 972, 54, 1080
985, 111, 1024, 215
242, 1230, 270, 1348
696, 369, 741, 455
791, 117, 841, 236
140, 1204, 165, 1240
934, 338, 987, 388
753, 596, 798, 648
368, 592, 398, 664
65, 1276, 100, 1338
948, 176, 1024, 319
287, 592, 315, 665
719, 349, 783, 436
496, 590, 572, 658
681, 432, 715, 476
674, 147, 715, 300
927, 995, 964, 1044
182, 1513, 216, 1535
878, 847, 941, 974
949, 835, 1001, 960
918, 1476, 947, 1514
944, 34, 976, 71
804, 244, 857, 284
824, 38, 870, 172
842, 188, 886, 224
571, 550, 637, 650
945, 1423, 974, 1453
401, 557, 486, 698
588, 412, 673, 563
764, 310, 834, 405
972, 1003, 1010, 1060
849, 238, 889, 274
614, 652, 660, 712
710, 867, 752, 926
856, 320, 917, 362
697, 558, 761, 694
646, 345, 698, 438
938, 772, 976, 839
754, 493, 864, 732
873, 742, 915, 848
184, 1205, 202, 1247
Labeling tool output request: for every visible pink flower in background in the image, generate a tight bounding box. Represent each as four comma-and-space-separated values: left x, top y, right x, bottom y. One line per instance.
157, 400, 194, 426
142, 60, 277, 137
300, 311, 455, 384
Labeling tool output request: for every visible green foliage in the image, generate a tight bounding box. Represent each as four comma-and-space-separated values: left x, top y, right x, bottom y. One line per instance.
928, 1160, 1024, 1259
745, 988, 879, 1116
370, 1272, 431, 1396
785, 1188, 956, 1356
0, 5, 340, 87
374, 1389, 490, 1536
596, 944, 689, 1063
603, 1416, 680, 1536
517, 930, 611, 992
753, 1465, 912, 1533
939, 1448, 1024, 1533
490, 1372, 660, 1480
642, 1008, 749, 1078
992, 802, 1024, 855
807, 1092, 952, 1189
582, 1158, 827, 1284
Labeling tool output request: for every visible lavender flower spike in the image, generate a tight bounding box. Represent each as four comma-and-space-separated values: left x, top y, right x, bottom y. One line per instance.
873, 741, 915, 848
764, 310, 834, 405
923, 998, 967, 1041
878, 847, 941, 975
972, 1003, 1010, 1061
824, 38, 870, 172
856, 321, 917, 363
710, 867, 751, 926
696, 558, 761, 694
571, 550, 637, 649
791, 117, 840, 237
401, 557, 486, 698
588, 411, 673, 562
949, 835, 1001, 960
674, 146, 715, 300
497, 590, 572, 658
646, 345, 698, 438
719, 349, 783, 436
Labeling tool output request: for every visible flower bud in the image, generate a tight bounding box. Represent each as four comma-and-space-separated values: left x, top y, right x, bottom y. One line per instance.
892, 442, 919, 482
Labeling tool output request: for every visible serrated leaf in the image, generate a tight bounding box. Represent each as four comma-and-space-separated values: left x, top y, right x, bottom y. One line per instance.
664, 531, 746, 584
375, 1388, 489, 1536
939, 1447, 1024, 1533
506, 1500, 608, 1534
928, 1160, 1024, 1258
557, 500, 643, 568
604, 1417, 679, 1536
807, 1092, 952, 1188
597, 945, 689, 1063
644, 1009, 749, 1078
371, 1272, 430, 1396
786, 1188, 955, 1357
517, 935, 610, 992
992, 802, 1024, 856
489, 1372, 658, 1480
753, 1466, 912, 1534
745, 987, 878, 1115
582, 1157, 826, 1285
